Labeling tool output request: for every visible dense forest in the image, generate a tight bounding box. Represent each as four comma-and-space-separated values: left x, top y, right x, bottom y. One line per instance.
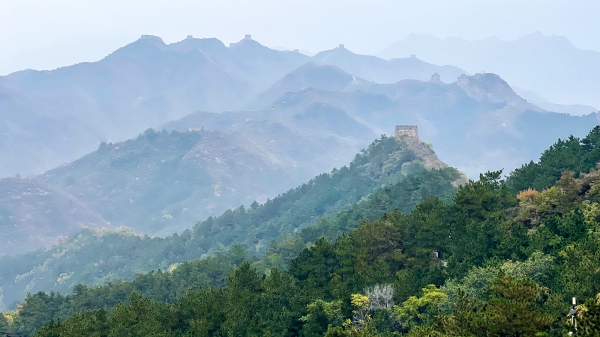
0, 136, 461, 311
2, 126, 600, 336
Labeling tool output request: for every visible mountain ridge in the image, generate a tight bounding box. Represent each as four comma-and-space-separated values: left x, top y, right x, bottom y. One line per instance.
380, 32, 600, 108
0, 35, 468, 178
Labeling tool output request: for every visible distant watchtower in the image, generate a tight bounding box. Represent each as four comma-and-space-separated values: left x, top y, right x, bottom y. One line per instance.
245, 34, 252, 40
394, 125, 419, 140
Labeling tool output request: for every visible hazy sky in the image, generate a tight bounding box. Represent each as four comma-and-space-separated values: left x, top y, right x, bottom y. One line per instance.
1, 0, 598, 75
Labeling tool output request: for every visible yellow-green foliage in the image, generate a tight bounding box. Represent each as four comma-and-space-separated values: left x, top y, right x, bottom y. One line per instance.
351, 294, 370, 311
535, 186, 562, 215
582, 201, 600, 228
394, 285, 447, 327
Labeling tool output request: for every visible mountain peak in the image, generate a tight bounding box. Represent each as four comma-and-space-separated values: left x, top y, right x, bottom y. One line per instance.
105, 34, 167, 59
393, 125, 448, 171
229, 34, 262, 48
457, 73, 522, 104
138, 35, 167, 48
313, 45, 356, 59
169, 36, 227, 54
248, 62, 364, 109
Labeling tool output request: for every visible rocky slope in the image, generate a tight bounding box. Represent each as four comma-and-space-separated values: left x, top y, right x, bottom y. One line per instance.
0, 178, 109, 256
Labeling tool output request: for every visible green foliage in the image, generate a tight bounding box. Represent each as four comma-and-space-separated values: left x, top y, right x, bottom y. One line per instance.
0, 137, 462, 311
575, 295, 600, 336
7, 127, 600, 336
394, 285, 447, 330
508, 126, 600, 193
420, 276, 553, 337
20, 162, 589, 336
0, 136, 454, 309
301, 299, 344, 336
479, 276, 553, 336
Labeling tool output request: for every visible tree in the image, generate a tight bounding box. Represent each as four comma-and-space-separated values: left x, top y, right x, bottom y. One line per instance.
394, 285, 447, 331
222, 262, 263, 336
479, 276, 553, 336
422, 290, 479, 337
108, 293, 173, 337
575, 294, 600, 336
447, 171, 516, 277
300, 299, 343, 337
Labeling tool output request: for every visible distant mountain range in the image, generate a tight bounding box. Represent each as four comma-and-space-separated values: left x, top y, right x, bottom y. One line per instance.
226, 63, 599, 178
313, 45, 464, 84
0, 35, 463, 178
2, 63, 597, 254
1, 33, 599, 257
380, 32, 600, 109
513, 87, 597, 116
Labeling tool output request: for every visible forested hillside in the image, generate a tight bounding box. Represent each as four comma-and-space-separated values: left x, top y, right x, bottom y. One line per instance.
40, 127, 303, 236
0, 136, 462, 311
2, 128, 600, 336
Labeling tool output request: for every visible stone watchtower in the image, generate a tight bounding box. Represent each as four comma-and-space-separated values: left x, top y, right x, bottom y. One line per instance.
394, 125, 419, 140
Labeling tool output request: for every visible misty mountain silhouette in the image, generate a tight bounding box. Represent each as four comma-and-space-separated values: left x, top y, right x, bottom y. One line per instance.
0, 35, 467, 178
380, 32, 600, 108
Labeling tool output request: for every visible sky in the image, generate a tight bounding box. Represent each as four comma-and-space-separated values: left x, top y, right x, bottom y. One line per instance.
1, 0, 599, 75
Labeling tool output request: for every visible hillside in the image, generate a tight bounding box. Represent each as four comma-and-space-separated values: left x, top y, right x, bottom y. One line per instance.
380, 32, 600, 108
37, 127, 334, 238
6, 126, 600, 336
0, 135, 462, 311
0, 178, 109, 256
34, 97, 385, 239
249, 62, 371, 109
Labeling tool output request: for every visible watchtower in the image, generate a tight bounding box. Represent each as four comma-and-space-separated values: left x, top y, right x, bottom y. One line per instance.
245, 34, 252, 40
394, 125, 419, 140
430, 73, 442, 84
458, 74, 470, 86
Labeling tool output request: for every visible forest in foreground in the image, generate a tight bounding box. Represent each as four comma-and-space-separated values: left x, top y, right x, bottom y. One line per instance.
2, 126, 600, 336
